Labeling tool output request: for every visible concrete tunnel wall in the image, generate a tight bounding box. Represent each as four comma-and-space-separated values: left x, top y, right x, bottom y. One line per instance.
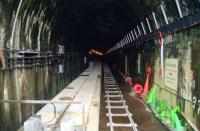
0, 1, 87, 131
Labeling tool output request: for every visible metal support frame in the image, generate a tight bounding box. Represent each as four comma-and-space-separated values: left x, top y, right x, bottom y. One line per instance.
125, 36, 128, 44
134, 29, 138, 39
137, 25, 141, 36
141, 22, 146, 35
128, 33, 132, 43
131, 31, 135, 40
122, 38, 126, 46
152, 12, 159, 29
107, 0, 200, 53
160, 4, 169, 24
126, 35, 129, 44
175, 0, 183, 18
146, 17, 152, 32
127, 35, 130, 43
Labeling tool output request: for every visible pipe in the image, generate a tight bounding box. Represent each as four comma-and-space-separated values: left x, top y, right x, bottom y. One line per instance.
152, 12, 159, 29
175, 0, 183, 18
134, 28, 138, 39
160, 4, 169, 24
146, 17, 152, 32
131, 31, 135, 40
141, 22, 146, 35
10, 0, 23, 49
128, 33, 132, 42
137, 26, 141, 36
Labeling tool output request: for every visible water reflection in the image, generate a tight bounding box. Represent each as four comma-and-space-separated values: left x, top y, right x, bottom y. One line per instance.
0, 61, 85, 131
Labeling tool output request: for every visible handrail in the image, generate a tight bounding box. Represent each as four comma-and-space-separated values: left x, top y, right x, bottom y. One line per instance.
0, 99, 83, 104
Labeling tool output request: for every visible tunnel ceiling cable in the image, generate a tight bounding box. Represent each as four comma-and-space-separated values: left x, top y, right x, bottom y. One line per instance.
42, 103, 57, 125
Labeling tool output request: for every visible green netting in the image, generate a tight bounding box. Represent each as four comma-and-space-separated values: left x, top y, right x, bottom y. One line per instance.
146, 84, 184, 130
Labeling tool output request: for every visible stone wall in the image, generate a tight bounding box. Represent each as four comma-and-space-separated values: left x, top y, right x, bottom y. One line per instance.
124, 26, 200, 129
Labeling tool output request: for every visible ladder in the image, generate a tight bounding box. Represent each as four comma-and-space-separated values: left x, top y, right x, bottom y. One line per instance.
104, 65, 137, 131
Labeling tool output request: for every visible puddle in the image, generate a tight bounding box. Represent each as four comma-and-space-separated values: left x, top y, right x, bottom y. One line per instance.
67, 87, 74, 89
59, 97, 73, 100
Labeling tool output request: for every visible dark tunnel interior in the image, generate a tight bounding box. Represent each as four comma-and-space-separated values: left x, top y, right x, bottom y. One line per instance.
1, 0, 200, 131
54, 0, 144, 52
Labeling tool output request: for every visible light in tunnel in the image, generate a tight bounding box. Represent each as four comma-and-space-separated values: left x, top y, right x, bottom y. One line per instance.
88, 49, 103, 56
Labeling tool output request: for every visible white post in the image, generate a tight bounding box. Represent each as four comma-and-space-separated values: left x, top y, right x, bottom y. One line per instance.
10, 0, 23, 50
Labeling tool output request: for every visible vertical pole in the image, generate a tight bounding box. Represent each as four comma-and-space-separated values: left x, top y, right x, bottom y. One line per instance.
146, 17, 152, 32
138, 53, 141, 74
160, 4, 169, 24
125, 54, 128, 75
175, 0, 183, 18
152, 12, 159, 29
141, 22, 146, 35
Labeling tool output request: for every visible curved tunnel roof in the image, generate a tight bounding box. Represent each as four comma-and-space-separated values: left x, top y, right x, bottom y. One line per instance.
1, 0, 200, 52
17, 0, 163, 52
54, 0, 156, 52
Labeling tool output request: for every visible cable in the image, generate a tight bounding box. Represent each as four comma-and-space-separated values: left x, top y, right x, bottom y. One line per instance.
42, 103, 57, 125
154, 83, 193, 103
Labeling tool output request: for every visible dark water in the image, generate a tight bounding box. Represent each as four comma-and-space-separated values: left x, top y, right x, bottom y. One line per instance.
0, 61, 85, 131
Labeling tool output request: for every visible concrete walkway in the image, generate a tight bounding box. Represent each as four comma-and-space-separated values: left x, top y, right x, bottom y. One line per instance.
21, 62, 102, 131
